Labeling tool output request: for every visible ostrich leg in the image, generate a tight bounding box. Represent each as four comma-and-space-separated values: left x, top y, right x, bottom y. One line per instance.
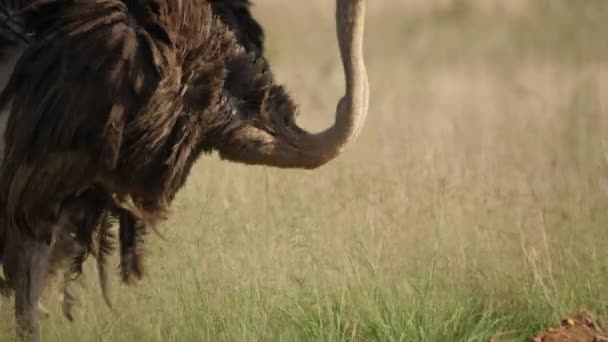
13, 234, 50, 342
46, 222, 87, 322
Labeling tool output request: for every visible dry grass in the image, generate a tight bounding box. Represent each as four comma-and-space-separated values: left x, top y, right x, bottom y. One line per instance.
1, 1, 608, 341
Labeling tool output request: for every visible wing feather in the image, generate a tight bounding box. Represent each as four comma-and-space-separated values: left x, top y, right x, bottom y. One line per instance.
4, 0, 172, 167
211, 0, 264, 55
0, 0, 175, 228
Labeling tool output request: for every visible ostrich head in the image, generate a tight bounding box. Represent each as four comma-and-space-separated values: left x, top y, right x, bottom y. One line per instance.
214, 0, 369, 169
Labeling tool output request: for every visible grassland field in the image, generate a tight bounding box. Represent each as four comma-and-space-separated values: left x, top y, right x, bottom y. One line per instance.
1, 0, 608, 341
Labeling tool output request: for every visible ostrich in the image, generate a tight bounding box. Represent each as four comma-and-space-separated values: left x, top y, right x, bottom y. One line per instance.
0, 0, 270, 324
0, 0, 269, 325
0, 0, 369, 340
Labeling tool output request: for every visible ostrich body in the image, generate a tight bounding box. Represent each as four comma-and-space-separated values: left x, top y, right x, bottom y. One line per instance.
0, 0, 369, 340
0, 0, 269, 329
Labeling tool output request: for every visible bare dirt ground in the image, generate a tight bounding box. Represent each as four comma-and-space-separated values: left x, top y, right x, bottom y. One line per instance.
530, 310, 608, 342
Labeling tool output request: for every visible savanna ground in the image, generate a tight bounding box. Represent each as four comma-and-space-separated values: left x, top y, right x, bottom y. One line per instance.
1, 0, 608, 341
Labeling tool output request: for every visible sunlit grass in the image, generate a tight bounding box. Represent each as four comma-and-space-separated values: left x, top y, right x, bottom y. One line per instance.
0, 1, 607, 341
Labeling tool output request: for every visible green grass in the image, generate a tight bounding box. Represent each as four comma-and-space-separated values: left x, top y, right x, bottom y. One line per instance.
1, 1, 608, 341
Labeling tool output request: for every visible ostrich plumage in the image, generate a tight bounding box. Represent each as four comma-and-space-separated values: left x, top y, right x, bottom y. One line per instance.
0, 0, 369, 340
0, 0, 269, 326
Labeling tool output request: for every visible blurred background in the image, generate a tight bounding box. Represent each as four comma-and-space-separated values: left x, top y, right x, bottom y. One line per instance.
1, 1, 608, 341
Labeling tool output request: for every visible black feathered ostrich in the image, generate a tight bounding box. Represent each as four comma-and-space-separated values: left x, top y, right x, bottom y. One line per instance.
0, 0, 269, 323
0, 0, 271, 325
0, 0, 264, 326
0, 0, 369, 340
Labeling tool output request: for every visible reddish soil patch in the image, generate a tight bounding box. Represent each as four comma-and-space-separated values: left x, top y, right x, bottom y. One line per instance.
530, 309, 608, 342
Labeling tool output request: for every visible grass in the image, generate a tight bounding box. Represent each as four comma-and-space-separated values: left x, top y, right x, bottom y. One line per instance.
1, 0, 608, 341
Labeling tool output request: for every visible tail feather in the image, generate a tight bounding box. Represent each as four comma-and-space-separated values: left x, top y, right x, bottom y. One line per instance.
95, 212, 116, 311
